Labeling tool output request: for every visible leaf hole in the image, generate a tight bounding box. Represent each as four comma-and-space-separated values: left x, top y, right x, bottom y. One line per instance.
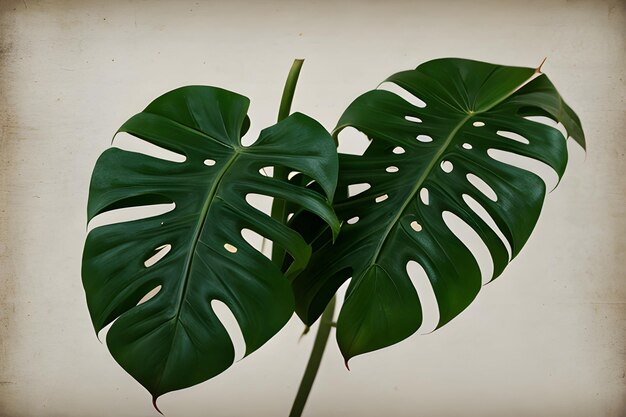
487, 149, 559, 190
245, 193, 274, 215
87, 202, 175, 233
378, 82, 427, 108
224, 243, 238, 254
137, 285, 162, 306
472, 121, 485, 127
420, 188, 429, 205
288, 171, 301, 180
406, 260, 439, 334
348, 183, 371, 198
112, 132, 186, 163
410, 221, 422, 232
259, 166, 273, 177
211, 300, 246, 362
287, 212, 294, 222
337, 127, 371, 156
440, 160, 453, 173
523, 115, 557, 129
335, 278, 353, 322
347, 216, 359, 225
392, 146, 405, 154
240, 117, 257, 147
241, 228, 271, 259
462, 143, 473, 150
416, 134, 433, 143
405, 115, 422, 123
524, 116, 568, 139
144, 244, 172, 268
466, 173, 498, 202
375, 194, 388, 203
442, 211, 494, 285
204, 159, 216, 166
386, 166, 399, 173
462, 194, 512, 262
496, 130, 530, 145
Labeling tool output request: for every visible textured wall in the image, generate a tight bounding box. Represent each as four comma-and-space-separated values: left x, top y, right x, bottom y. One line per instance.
0, 0, 624, 416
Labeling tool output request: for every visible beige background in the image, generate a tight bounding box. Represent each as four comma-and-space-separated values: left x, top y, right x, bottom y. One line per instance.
1, 0, 625, 416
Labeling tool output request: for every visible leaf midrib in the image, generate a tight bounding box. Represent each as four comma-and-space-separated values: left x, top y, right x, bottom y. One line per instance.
368, 73, 536, 270
176, 147, 242, 318
156, 145, 242, 390
369, 112, 472, 267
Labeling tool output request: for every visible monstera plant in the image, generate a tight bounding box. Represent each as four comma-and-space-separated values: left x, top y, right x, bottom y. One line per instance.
82, 58, 585, 416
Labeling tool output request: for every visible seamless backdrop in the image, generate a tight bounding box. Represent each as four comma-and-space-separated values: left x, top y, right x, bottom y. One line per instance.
0, 1, 624, 416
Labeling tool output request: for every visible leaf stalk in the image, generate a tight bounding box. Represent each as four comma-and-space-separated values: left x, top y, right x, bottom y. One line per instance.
289, 296, 336, 417
270, 59, 336, 417
271, 58, 305, 267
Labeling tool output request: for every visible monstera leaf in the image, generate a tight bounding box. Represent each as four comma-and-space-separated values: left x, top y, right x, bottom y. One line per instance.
291, 58, 585, 363
82, 86, 340, 404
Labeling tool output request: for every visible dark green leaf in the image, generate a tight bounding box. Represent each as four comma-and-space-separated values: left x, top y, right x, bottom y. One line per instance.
82, 86, 340, 401
291, 58, 584, 363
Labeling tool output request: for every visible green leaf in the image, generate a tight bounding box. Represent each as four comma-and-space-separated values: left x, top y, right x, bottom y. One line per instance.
291, 58, 585, 363
82, 86, 340, 402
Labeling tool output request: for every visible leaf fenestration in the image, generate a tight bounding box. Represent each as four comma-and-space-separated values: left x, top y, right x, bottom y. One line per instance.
291, 58, 584, 362
82, 86, 340, 401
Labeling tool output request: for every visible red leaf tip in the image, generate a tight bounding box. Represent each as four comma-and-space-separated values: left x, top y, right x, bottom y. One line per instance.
344, 358, 351, 371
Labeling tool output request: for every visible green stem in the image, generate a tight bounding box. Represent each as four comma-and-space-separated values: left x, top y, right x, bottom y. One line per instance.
289, 296, 336, 417
271, 58, 304, 268
277, 59, 304, 123
270, 59, 334, 417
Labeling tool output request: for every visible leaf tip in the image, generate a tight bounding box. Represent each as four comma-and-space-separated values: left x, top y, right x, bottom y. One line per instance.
152, 396, 164, 415
298, 325, 310, 343
331, 221, 343, 243
535, 57, 547, 74
94, 324, 105, 344
343, 358, 351, 371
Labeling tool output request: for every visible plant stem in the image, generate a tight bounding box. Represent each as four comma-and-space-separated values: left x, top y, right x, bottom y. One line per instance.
277, 59, 304, 123
271, 58, 304, 268
289, 296, 336, 417
271, 59, 335, 417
